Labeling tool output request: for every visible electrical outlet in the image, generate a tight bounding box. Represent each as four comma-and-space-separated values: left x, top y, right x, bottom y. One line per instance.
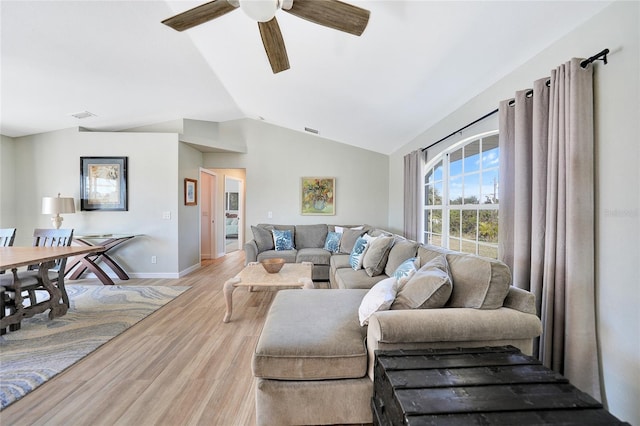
268, 211, 273, 219
151, 256, 157, 264
162, 211, 171, 220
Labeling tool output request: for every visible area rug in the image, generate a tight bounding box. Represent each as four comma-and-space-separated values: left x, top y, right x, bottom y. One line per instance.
0, 285, 190, 410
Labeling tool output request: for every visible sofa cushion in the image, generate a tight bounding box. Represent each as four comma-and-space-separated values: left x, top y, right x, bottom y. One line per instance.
252, 225, 275, 252
384, 239, 419, 277
257, 250, 297, 264
445, 253, 512, 309
295, 224, 329, 249
335, 267, 388, 290
339, 228, 366, 254
392, 255, 452, 310
363, 235, 395, 277
297, 248, 331, 266
358, 277, 397, 326
253, 289, 369, 380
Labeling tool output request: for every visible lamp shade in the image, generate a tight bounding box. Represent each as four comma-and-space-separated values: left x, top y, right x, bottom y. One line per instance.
42, 194, 76, 214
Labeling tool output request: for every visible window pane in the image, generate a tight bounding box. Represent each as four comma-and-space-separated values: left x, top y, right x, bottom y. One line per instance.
433, 160, 443, 181
464, 140, 481, 173
433, 182, 443, 205
430, 234, 443, 246
450, 149, 463, 176
449, 237, 461, 252
463, 174, 480, 204
425, 184, 432, 205
432, 209, 442, 234
461, 209, 477, 240
482, 135, 499, 169
478, 210, 498, 243
450, 176, 462, 205
482, 170, 499, 204
449, 210, 460, 238
461, 239, 477, 255
479, 243, 498, 259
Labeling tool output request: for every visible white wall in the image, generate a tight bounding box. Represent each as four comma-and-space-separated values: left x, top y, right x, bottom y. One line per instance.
389, 2, 639, 423
178, 142, 203, 274
5, 127, 182, 277
0, 135, 16, 227
203, 119, 390, 237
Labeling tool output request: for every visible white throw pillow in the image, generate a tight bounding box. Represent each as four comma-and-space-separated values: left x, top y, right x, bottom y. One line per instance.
358, 277, 397, 326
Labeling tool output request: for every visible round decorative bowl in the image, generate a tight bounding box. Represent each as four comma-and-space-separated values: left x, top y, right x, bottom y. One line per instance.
260, 258, 285, 274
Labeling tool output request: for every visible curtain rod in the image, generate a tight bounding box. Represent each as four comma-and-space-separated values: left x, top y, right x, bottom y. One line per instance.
422, 47, 610, 152
581, 48, 609, 68
421, 108, 498, 152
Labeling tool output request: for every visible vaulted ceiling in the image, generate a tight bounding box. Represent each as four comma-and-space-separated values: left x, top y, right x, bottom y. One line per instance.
1, 1, 611, 154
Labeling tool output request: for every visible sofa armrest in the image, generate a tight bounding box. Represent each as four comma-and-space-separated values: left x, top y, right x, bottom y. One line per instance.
503, 286, 537, 315
244, 240, 259, 265
366, 308, 542, 378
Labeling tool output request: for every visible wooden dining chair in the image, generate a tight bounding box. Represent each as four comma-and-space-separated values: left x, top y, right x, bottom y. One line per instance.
0, 228, 16, 333
4, 228, 74, 309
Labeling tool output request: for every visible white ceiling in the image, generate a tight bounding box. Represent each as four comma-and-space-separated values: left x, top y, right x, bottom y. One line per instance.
1, 0, 612, 154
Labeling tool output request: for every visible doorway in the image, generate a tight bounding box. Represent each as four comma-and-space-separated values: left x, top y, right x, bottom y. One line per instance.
199, 169, 217, 260
224, 176, 243, 253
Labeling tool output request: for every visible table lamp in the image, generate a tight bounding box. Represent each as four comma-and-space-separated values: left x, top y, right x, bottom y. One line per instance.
42, 193, 76, 229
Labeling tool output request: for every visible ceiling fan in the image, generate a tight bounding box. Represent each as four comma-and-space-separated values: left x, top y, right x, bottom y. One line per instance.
162, 0, 370, 74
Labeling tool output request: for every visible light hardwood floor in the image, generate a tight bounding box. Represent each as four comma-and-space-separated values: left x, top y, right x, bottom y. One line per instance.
1, 250, 277, 426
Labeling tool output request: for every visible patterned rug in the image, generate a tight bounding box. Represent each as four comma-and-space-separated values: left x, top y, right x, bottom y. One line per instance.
0, 285, 190, 410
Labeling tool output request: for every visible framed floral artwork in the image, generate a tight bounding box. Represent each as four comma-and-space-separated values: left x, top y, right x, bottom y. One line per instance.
184, 178, 197, 206
301, 177, 335, 215
80, 156, 128, 211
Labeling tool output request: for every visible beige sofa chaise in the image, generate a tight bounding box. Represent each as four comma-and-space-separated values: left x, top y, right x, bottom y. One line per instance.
246, 224, 543, 425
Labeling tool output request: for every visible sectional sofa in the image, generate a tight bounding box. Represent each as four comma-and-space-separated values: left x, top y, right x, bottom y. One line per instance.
244, 224, 543, 425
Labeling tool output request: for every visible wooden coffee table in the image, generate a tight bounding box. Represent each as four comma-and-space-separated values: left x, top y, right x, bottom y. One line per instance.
223, 261, 314, 323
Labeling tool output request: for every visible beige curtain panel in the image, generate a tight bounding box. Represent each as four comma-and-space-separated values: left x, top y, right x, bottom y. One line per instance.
403, 149, 423, 241
498, 58, 601, 400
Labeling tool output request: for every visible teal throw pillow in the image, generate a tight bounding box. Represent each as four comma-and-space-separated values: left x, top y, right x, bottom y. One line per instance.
323, 231, 342, 253
349, 236, 370, 270
393, 257, 418, 284
272, 229, 294, 251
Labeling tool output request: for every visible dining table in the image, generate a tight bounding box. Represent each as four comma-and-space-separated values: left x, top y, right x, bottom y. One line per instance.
0, 245, 104, 332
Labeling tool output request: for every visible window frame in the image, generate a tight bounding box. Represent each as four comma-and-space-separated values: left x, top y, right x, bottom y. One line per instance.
423, 130, 499, 258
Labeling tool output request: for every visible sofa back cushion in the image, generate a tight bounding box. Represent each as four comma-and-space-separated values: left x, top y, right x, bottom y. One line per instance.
252, 225, 275, 252
295, 224, 328, 249
417, 244, 511, 309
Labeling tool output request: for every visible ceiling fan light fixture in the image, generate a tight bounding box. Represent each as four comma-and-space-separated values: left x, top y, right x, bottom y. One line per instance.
239, 0, 281, 22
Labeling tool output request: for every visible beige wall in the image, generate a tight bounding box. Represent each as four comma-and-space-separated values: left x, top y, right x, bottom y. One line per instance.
203, 119, 390, 238
388, 2, 639, 423
3, 127, 182, 277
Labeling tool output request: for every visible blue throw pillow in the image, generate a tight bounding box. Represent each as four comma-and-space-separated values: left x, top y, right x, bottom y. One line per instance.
272, 229, 294, 251
393, 257, 418, 284
323, 231, 342, 253
349, 236, 370, 270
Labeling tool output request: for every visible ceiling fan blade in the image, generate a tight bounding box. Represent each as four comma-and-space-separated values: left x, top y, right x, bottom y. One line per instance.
258, 18, 290, 74
284, 0, 369, 36
162, 0, 238, 32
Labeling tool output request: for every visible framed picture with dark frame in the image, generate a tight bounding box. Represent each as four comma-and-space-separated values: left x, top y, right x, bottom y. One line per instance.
184, 178, 197, 206
80, 156, 128, 211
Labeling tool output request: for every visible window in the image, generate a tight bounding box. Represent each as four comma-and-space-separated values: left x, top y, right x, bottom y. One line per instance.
424, 132, 499, 258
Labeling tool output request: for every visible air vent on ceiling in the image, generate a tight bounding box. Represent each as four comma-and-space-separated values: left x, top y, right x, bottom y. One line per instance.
304, 127, 319, 135
69, 111, 97, 119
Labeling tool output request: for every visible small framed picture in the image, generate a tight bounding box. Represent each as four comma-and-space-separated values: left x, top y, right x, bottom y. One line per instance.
184, 178, 197, 206
301, 177, 335, 215
80, 156, 128, 211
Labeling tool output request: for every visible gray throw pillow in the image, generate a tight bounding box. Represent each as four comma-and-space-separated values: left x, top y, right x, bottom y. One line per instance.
252, 225, 274, 252
339, 228, 366, 254
363, 236, 395, 277
391, 255, 452, 310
